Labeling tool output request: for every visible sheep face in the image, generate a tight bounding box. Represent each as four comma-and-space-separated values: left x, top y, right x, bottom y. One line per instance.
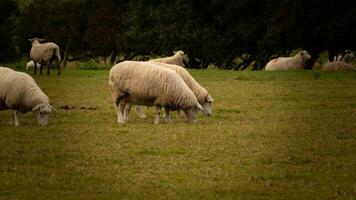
202, 95, 214, 116
183, 103, 204, 123
300, 51, 311, 61
32, 103, 53, 126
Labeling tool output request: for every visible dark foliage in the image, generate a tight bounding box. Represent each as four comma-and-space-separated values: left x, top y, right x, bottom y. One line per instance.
2, 0, 355, 69
0, 0, 17, 61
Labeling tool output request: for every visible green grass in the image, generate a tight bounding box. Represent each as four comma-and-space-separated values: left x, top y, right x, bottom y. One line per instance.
0, 68, 355, 200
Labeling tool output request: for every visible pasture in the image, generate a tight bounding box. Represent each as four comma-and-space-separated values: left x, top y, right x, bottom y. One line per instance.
0, 68, 355, 199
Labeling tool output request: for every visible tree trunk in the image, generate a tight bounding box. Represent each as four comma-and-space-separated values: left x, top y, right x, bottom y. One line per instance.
110, 51, 117, 65
305, 49, 321, 70
327, 49, 336, 62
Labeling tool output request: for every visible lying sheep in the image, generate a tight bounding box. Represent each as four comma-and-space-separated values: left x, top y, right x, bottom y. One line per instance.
26, 60, 42, 70
0, 67, 54, 126
134, 62, 214, 122
149, 50, 185, 67
321, 62, 356, 72
265, 50, 311, 71
109, 61, 204, 124
321, 51, 355, 72
29, 38, 61, 75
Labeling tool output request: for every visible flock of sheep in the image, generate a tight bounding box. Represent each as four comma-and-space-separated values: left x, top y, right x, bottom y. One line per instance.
0, 39, 214, 126
0, 38, 355, 126
265, 50, 355, 72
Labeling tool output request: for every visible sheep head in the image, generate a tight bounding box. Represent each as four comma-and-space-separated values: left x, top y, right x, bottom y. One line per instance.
183, 103, 204, 123
28, 38, 45, 45
201, 95, 214, 116
32, 103, 54, 126
173, 50, 184, 57
299, 50, 311, 62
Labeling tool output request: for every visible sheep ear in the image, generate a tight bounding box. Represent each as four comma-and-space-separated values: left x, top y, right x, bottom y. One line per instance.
207, 95, 214, 102
39, 38, 45, 42
51, 105, 56, 112
195, 103, 204, 111
32, 105, 40, 111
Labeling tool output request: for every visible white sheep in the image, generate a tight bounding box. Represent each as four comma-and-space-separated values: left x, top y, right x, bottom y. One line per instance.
321, 62, 356, 72
265, 50, 311, 71
149, 50, 185, 67
28, 38, 61, 75
0, 67, 54, 126
321, 51, 355, 72
134, 62, 214, 122
109, 61, 204, 124
26, 60, 42, 70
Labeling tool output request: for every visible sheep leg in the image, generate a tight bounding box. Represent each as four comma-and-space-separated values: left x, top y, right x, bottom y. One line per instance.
34, 62, 37, 75
164, 108, 171, 123
47, 65, 50, 75
123, 104, 132, 121
135, 106, 147, 119
116, 100, 125, 124
177, 109, 184, 120
154, 106, 161, 124
12, 110, 20, 126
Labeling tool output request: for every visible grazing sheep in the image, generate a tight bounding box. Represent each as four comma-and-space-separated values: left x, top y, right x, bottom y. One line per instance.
149, 50, 185, 67
321, 50, 355, 72
265, 50, 311, 71
134, 62, 214, 122
25, 60, 42, 70
28, 38, 61, 75
0, 67, 54, 126
109, 61, 204, 124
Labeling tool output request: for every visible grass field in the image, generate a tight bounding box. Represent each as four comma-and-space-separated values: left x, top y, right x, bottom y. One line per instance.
0, 68, 355, 199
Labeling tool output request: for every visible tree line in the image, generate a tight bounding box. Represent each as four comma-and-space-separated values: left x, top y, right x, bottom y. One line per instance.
1, 0, 355, 69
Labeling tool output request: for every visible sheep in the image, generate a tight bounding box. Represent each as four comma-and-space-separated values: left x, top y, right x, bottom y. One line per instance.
149, 50, 185, 67
340, 50, 354, 63
321, 62, 356, 72
321, 51, 355, 72
265, 50, 311, 71
134, 62, 214, 122
0, 67, 54, 126
109, 61, 204, 124
28, 38, 61, 75
333, 50, 354, 62
26, 60, 42, 70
